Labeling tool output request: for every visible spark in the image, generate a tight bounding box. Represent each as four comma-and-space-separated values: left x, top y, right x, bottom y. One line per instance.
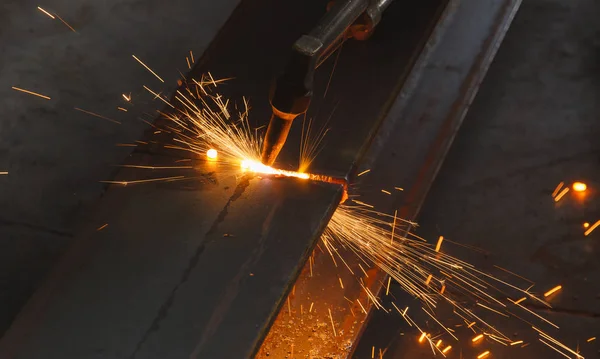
11, 86, 51, 100
381, 189, 391, 195
587, 337, 596, 342
584, 220, 600, 236
442, 345, 452, 354
0, 172, 8, 175
435, 236, 444, 252
418, 332, 427, 343
394, 187, 404, 191
54, 13, 76, 32
477, 350, 490, 359
357, 169, 371, 177
510, 340, 523, 346
206, 149, 218, 160
472, 334, 484, 343
96, 224, 108, 231
100, 175, 185, 185
572, 182, 587, 192
74, 107, 121, 124
190, 50, 195, 63
122, 93, 132, 101
436, 339, 442, 348
583, 222, 589, 228
386, 276, 391, 296
552, 181, 564, 197
132, 55, 165, 83
554, 187, 569, 202
328, 308, 336, 337
514, 297, 526, 304
309, 302, 314, 313
543, 285, 562, 297
37, 6, 55, 19
117, 107, 128, 112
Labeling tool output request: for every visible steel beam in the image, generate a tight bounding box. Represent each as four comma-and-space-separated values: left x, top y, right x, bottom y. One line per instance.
0, 0, 520, 358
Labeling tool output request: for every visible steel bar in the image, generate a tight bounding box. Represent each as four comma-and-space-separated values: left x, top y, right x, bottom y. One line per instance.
258, 0, 522, 357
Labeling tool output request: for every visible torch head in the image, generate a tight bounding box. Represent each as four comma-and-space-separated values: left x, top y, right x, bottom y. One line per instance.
261, 52, 314, 166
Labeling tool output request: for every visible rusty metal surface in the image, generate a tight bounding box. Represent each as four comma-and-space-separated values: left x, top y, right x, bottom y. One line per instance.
257, 0, 523, 357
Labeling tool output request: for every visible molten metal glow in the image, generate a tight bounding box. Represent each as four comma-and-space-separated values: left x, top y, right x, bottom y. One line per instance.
206, 148, 218, 160
572, 181, 587, 192
241, 160, 309, 179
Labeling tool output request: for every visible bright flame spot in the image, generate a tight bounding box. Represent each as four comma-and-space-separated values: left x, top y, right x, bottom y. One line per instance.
572, 182, 587, 192
583, 222, 590, 228
241, 160, 309, 179
206, 148, 218, 160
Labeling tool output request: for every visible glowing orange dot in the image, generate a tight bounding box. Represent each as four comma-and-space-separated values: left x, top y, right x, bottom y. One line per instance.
206, 149, 218, 160
572, 182, 587, 192
583, 222, 590, 228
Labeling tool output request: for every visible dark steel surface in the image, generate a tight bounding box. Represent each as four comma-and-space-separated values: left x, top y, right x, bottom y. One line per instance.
0, 152, 341, 359
258, 0, 523, 358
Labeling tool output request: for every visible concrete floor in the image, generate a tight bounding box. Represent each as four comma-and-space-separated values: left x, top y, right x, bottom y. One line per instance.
1, 0, 599, 357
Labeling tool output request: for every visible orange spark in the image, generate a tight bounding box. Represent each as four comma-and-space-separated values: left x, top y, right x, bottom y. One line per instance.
132, 55, 165, 82
328, 308, 337, 337
442, 345, 452, 354
514, 297, 526, 304
435, 236, 444, 252
117, 107, 127, 112
552, 181, 564, 197
436, 339, 442, 348
0, 172, 8, 175
472, 334, 484, 343
96, 224, 108, 231
510, 340, 523, 346
357, 169, 370, 177
381, 189, 391, 195
583, 222, 590, 228
37, 6, 55, 19
584, 220, 600, 236
74, 107, 121, 124
477, 350, 490, 359
418, 332, 427, 343
572, 182, 587, 192
122, 93, 131, 101
425, 274, 432, 286
55, 13, 76, 32
544, 285, 562, 298
12, 86, 51, 100
554, 187, 569, 202
587, 337, 596, 342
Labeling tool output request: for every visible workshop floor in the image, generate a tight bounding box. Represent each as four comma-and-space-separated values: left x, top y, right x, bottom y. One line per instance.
356, 0, 600, 358
1, 0, 598, 358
